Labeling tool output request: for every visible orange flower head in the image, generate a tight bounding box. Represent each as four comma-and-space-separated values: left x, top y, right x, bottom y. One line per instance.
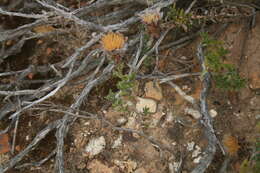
101, 32, 125, 51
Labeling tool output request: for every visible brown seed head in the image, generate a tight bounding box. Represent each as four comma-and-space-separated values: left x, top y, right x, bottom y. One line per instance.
139, 9, 163, 25
223, 135, 240, 155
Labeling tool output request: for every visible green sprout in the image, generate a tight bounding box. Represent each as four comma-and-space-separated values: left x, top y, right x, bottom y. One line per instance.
142, 106, 151, 116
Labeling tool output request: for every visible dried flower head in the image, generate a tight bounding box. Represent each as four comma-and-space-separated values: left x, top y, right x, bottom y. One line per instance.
101, 32, 125, 51
139, 8, 163, 25
223, 135, 240, 155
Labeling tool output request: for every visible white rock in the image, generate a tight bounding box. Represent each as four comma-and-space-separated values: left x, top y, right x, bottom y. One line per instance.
85, 136, 106, 156
192, 145, 201, 158
117, 117, 127, 125
184, 108, 201, 119
112, 135, 123, 149
209, 109, 218, 118
187, 141, 195, 151
172, 142, 177, 146
165, 111, 174, 123
136, 97, 157, 113
193, 156, 202, 163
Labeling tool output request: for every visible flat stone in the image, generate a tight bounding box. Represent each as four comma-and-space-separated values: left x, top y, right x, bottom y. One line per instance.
85, 136, 106, 156
145, 81, 163, 101
136, 97, 157, 113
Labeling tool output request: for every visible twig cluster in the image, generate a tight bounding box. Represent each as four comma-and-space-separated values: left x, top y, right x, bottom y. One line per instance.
0, 0, 184, 172
1, 0, 250, 172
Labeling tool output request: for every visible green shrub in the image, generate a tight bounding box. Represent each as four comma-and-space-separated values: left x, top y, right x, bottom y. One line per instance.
166, 4, 193, 31
105, 64, 136, 112
201, 32, 246, 91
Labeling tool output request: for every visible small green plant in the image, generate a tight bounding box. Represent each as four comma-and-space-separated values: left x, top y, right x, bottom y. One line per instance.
105, 64, 136, 112
142, 107, 151, 116
201, 32, 246, 91
166, 4, 193, 31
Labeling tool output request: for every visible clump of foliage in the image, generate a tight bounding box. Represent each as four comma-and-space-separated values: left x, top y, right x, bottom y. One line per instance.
166, 4, 193, 31
201, 32, 246, 91
105, 64, 136, 112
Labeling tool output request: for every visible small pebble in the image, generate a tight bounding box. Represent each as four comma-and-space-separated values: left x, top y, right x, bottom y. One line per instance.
117, 117, 127, 126
209, 109, 218, 118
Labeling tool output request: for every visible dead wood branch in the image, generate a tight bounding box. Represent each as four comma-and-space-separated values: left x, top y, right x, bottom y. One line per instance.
0, 7, 49, 19
190, 43, 219, 173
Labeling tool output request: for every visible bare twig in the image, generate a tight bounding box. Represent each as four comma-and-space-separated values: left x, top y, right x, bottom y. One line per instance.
129, 31, 144, 74
136, 28, 171, 70
191, 43, 224, 173
167, 81, 197, 105
9, 58, 76, 119
72, 0, 134, 17
36, 0, 106, 32
0, 7, 49, 19
0, 19, 46, 42
10, 97, 21, 154
62, 34, 102, 68
159, 72, 200, 83
185, 0, 197, 14
0, 90, 37, 96
15, 149, 57, 169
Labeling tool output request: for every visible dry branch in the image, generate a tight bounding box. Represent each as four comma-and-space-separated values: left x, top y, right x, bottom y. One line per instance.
191, 43, 218, 173
0, 7, 48, 19
0, 0, 227, 172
